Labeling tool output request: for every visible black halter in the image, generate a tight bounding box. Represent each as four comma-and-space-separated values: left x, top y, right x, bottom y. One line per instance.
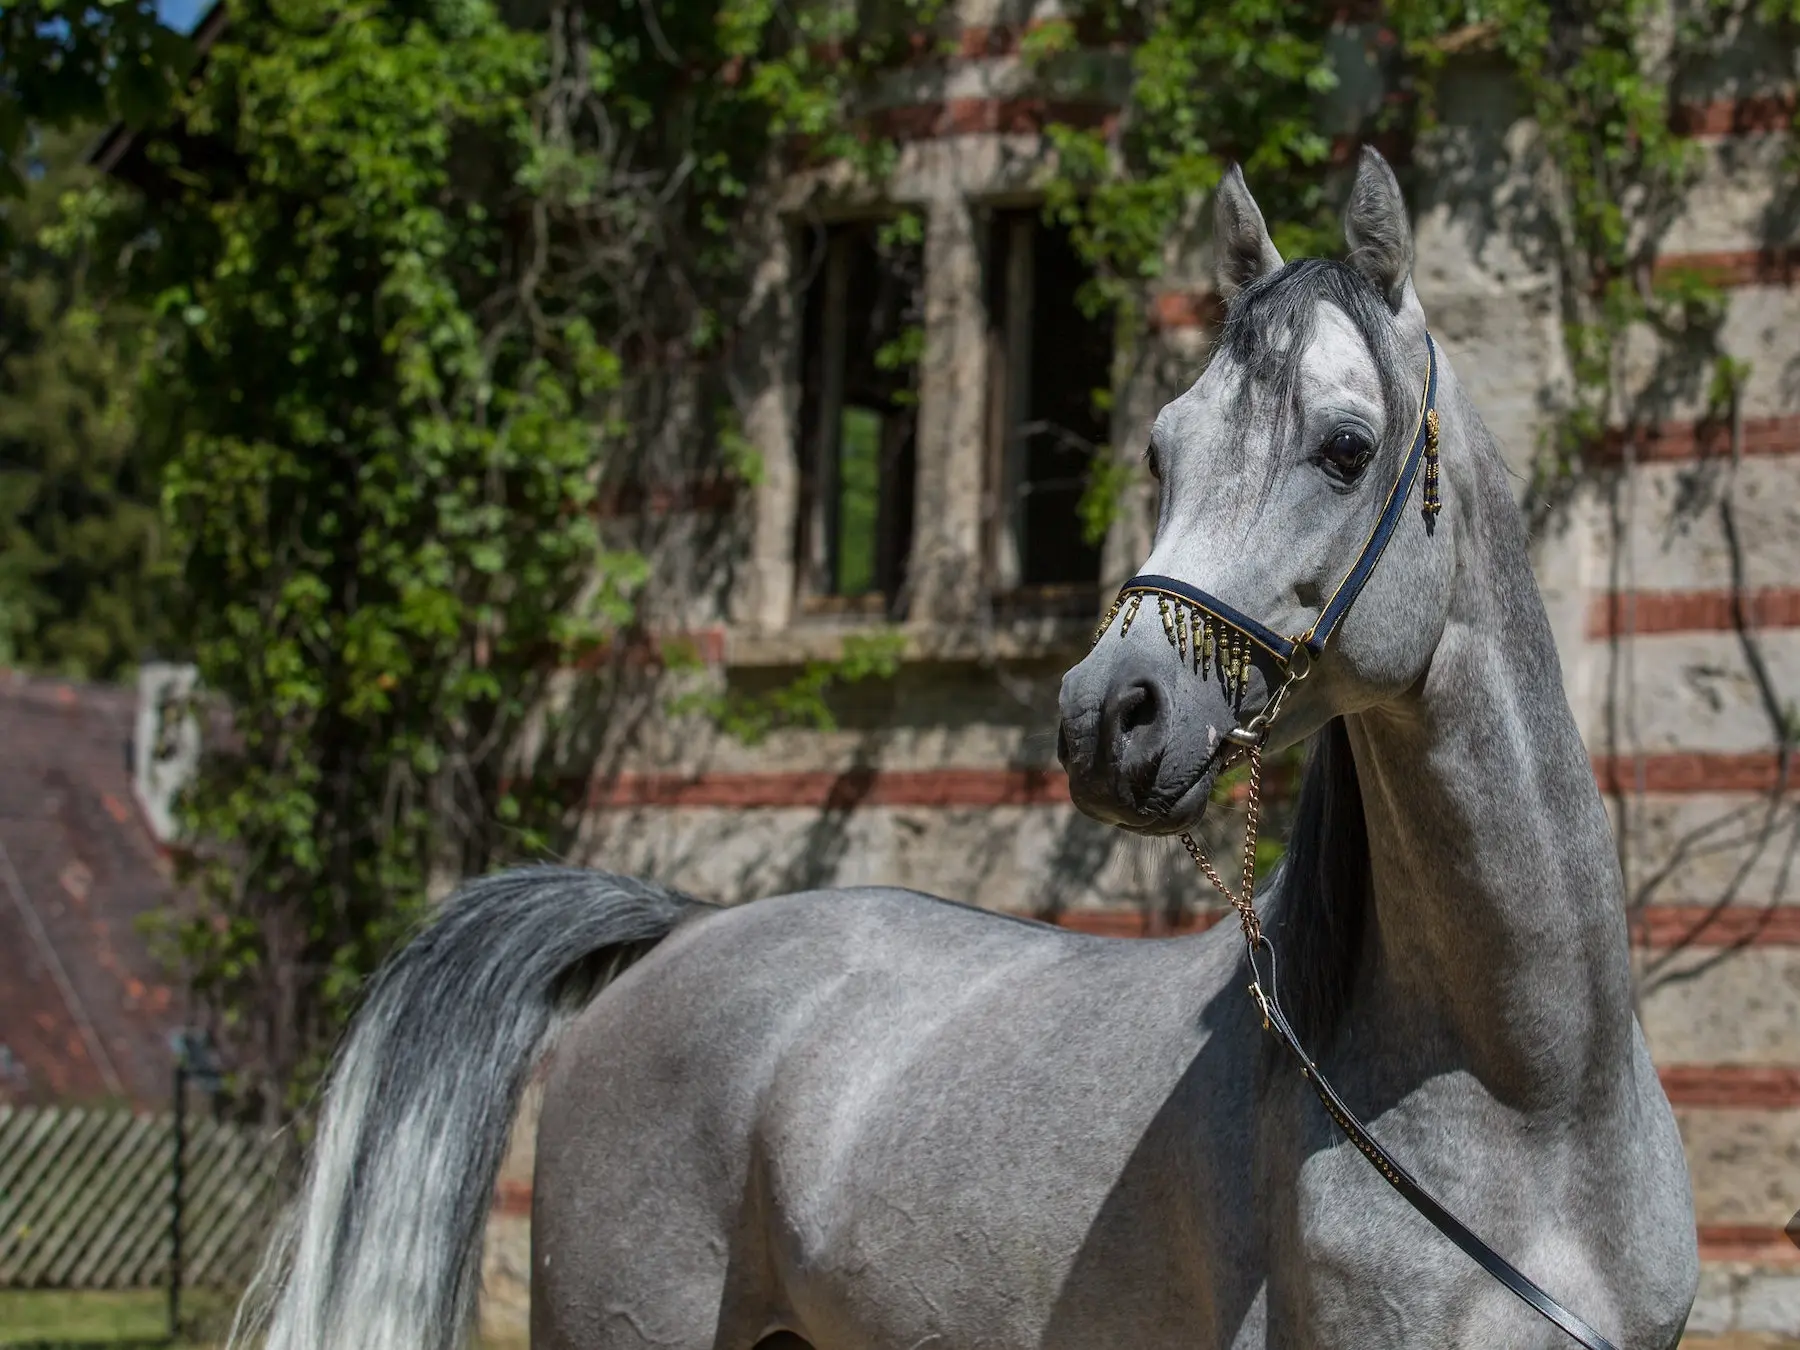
1097, 331, 1621, 1350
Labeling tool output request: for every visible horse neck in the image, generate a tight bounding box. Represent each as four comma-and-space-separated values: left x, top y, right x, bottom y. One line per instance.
1339, 391, 1635, 1109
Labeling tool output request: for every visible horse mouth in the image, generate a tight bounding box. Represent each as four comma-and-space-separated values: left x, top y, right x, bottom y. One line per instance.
1118, 737, 1236, 836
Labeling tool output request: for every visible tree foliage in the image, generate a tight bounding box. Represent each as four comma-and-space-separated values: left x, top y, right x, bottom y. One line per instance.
107, 0, 636, 1111
1035, 0, 1344, 316
73, 0, 927, 1114
0, 2, 193, 201
0, 127, 165, 676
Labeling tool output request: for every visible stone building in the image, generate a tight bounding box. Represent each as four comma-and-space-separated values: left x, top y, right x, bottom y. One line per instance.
478, 4, 1800, 1343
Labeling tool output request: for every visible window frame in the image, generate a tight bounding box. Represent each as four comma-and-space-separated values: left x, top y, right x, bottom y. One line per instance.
791, 216, 923, 620
981, 204, 1111, 618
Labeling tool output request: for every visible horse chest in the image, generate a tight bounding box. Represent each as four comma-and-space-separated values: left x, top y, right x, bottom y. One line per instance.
1263, 1076, 1627, 1349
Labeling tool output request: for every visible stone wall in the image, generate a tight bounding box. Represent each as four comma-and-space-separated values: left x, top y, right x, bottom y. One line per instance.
483, 6, 1799, 1340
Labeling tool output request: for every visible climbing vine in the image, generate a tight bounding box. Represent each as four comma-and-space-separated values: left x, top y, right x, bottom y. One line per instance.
1012, 0, 1790, 880
1027, 0, 1778, 505
1397, 0, 1746, 488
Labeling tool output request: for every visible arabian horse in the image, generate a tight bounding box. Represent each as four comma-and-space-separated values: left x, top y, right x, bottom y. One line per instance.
235, 149, 1697, 1350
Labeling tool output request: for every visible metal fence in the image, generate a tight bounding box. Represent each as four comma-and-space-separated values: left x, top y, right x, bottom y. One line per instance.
0, 1105, 278, 1291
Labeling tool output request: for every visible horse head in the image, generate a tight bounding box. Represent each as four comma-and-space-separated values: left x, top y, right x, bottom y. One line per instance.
1058, 148, 1459, 835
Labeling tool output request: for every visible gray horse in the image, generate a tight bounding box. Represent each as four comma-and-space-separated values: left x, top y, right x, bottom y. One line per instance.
237, 150, 1698, 1350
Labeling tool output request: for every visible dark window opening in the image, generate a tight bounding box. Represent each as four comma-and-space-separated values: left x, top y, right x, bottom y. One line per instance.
984, 209, 1111, 605
795, 220, 923, 615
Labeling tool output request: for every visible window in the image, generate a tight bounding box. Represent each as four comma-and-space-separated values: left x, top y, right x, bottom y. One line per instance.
795, 220, 923, 615
984, 209, 1112, 610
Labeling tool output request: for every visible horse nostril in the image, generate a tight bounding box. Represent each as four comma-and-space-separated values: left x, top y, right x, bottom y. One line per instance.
1116, 679, 1161, 736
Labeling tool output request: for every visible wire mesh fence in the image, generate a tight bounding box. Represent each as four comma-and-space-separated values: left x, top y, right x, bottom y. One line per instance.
0, 1105, 278, 1294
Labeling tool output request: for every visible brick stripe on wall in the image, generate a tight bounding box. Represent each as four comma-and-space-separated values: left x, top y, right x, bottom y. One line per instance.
1587, 587, 1800, 639
1697, 1224, 1800, 1264
1636, 905, 1800, 949
587, 767, 1073, 810
568, 628, 729, 670
1589, 413, 1800, 464
1654, 246, 1799, 288
496, 1180, 532, 1217
595, 479, 737, 517
1659, 1064, 1800, 1109
600, 582, 1800, 665
1671, 94, 1798, 137
1593, 751, 1796, 795
589, 755, 1796, 809
1156, 246, 1794, 338
1148, 290, 1225, 332
872, 98, 1118, 141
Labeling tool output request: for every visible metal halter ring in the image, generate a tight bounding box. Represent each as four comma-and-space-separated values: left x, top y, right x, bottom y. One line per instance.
1222, 643, 1311, 747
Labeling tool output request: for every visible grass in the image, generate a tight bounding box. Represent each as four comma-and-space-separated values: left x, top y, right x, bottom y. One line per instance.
0, 1290, 527, 1349
0, 1291, 168, 1344
0, 1289, 236, 1348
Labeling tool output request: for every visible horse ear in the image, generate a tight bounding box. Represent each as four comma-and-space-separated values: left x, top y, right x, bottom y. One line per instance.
1343, 146, 1414, 311
1213, 165, 1283, 300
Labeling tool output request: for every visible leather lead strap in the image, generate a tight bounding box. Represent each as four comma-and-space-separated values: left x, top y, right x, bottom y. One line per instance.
1250, 955, 1621, 1350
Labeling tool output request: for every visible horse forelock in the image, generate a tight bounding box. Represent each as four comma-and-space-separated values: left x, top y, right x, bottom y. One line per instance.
1213, 259, 1415, 492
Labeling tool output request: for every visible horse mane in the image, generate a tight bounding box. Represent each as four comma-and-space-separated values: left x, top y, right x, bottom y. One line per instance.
1265, 717, 1370, 1050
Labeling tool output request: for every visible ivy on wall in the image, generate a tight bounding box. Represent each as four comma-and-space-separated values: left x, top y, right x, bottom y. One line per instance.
1012, 0, 1792, 883
1027, 0, 1786, 505
1392, 0, 1747, 486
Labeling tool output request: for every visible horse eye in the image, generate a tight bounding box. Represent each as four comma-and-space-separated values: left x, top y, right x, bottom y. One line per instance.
1144, 444, 1161, 481
1318, 429, 1373, 479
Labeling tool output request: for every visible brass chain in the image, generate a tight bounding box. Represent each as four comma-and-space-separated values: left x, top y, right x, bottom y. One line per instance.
1179, 742, 1264, 949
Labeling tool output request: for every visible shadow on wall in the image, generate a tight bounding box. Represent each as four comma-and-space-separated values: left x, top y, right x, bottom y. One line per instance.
565, 655, 1299, 928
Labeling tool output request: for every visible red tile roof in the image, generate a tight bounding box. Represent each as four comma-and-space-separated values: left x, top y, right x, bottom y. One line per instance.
0, 672, 189, 1106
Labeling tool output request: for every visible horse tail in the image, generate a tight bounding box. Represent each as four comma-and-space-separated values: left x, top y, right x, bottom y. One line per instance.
234, 866, 706, 1350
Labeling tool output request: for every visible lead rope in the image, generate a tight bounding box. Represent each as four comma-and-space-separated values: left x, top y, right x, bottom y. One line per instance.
1179, 743, 1265, 950
1172, 738, 1619, 1350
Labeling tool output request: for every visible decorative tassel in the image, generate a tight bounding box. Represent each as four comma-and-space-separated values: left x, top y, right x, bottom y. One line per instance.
1202, 622, 1214, 679
1422, 408, 1441, 522
1158, 596, 1177, 651
1175, 602, 1188, 662
1092, 597, 1123, 649
1122, 594, 1142, 635
1189, 608, 1204, 672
